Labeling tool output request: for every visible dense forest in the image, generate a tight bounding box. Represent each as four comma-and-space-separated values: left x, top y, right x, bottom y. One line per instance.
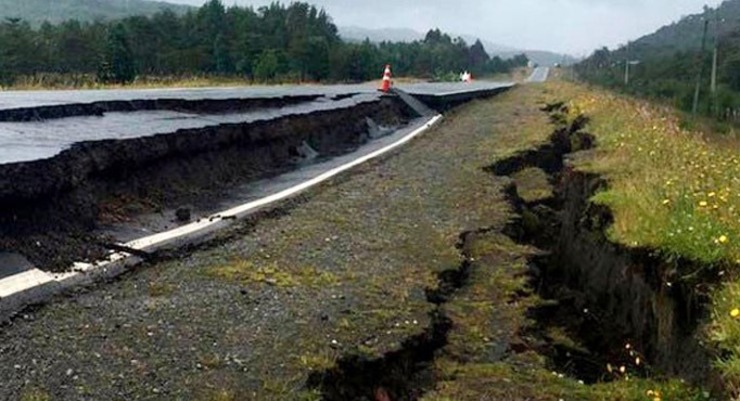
576, 0, 740, 122
0, 0, 529, 87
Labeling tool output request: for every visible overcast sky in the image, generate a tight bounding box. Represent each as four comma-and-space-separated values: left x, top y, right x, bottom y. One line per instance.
169, 0, 724, 55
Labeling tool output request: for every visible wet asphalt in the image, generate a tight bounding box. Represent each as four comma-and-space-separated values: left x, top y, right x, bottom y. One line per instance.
0, 82, 512, 165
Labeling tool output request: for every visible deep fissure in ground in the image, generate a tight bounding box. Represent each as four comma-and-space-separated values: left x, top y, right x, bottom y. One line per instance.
495, 103, 716, 386
307, 101, 719, 401
307, 230, 476, 401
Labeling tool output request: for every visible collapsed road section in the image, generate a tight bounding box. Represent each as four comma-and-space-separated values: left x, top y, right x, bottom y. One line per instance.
0, 81, 513, 322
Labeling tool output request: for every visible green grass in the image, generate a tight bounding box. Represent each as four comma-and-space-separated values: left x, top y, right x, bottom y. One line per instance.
208, 260, 339, 288
543, 80, 740, 396
559, 81, 739, 265
511, 167, 554, 203
20, 388, 51, 401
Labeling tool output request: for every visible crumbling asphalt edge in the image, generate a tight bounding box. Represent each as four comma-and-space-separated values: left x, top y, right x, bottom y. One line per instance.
0, 114, 443, 323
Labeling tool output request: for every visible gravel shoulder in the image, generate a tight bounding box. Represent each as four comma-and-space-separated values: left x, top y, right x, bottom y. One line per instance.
0, 85, 555, 401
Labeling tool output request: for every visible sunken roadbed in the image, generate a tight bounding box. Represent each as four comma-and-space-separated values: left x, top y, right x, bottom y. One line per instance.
0, 82, 512, 274
0, 84, 545, 401
0, 93, 417, 272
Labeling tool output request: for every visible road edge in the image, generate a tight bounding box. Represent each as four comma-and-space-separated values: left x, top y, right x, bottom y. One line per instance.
0, 114, 443, 323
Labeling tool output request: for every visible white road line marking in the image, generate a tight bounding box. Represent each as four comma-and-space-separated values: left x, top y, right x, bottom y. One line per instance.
125, 114, 443, 251
0, 268, 55, 298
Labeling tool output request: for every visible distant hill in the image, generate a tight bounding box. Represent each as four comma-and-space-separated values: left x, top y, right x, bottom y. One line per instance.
576, 0, 740, 120
584, 0, 740, 67
630, 1, 740, 55
338, 25, 575, 66
339, 26, 424, 44
0, 0, 192, 26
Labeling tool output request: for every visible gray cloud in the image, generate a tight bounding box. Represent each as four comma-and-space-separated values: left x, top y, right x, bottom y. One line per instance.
173, 0, 722, 55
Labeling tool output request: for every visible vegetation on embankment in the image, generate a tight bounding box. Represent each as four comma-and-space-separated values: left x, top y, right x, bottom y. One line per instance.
562, 82, 739, 266
548, 80, 740, 396
0, 0, 528, 88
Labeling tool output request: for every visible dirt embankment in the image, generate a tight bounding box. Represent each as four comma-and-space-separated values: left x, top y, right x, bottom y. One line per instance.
492, 103, 717, 387
0, 96, 416, 271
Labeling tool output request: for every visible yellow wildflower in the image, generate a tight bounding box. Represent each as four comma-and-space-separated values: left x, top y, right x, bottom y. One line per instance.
731, 308, 740, 318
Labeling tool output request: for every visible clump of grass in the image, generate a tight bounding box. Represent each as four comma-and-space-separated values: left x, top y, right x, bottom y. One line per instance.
20, 388, 51, 401
200, 389, 235, 401
147, 281, 175, 298
199, 353, 226, 370
4, 73, 258, 91
709, 281, 740, 395
298, 353, 336, 371
511, 167, 554, 203
208, 260, 338, 288
422, 357, 707, 401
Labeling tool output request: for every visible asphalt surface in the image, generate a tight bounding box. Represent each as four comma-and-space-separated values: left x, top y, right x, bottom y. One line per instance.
526, 67, 550, 83
0, 82, 512, 111
0, 81, 512, 165
99, 115, 433, 244
0, 93, 381, 165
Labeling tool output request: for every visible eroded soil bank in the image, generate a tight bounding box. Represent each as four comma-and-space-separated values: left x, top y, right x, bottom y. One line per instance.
493, 103, 717, 388
0, 95, 415, 271
308, 100, 721, 400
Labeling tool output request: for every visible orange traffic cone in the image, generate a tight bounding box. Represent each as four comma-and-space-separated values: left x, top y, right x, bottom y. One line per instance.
379, 64, 392, 92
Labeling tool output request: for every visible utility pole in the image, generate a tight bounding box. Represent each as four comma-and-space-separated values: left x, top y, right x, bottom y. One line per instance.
711, 9, 721, 116
624, 42, 630, 86
692, 19, 710, 115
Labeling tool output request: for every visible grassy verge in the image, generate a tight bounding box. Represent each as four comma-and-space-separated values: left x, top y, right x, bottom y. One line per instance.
399, 82, 707, 400
561, 82, 739, 265
547, 79, 740, 396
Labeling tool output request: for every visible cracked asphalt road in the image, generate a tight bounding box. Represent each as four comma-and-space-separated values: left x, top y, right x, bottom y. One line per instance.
0, 85, 552, 401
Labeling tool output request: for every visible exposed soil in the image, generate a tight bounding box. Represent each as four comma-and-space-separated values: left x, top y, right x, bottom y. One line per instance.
0, 85, 542, 401
491, 103, 717, 387
307, 230, 474, 401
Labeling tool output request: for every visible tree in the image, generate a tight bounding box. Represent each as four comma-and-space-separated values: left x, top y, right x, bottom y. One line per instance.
0, 18, 40, 84
253, 49, 280, 81
0, 2, 511, 86
469, 39, 490, 75
98, 23, 136, 84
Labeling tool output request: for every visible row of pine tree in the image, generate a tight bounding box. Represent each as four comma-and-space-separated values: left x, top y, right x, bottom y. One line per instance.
0, 0, 528, 86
